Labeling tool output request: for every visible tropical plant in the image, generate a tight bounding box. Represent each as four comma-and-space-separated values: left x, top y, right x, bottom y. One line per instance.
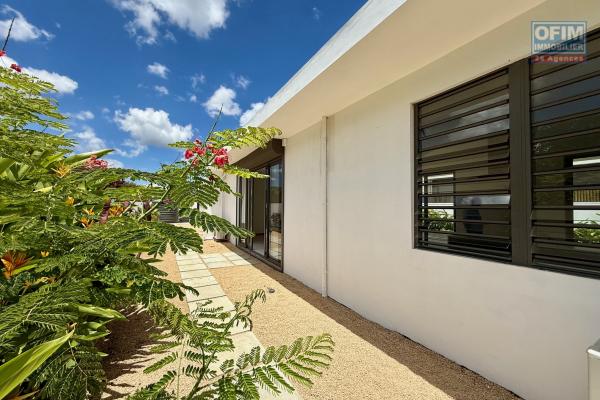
0, 59, 317, 399
129, 291, 334, 399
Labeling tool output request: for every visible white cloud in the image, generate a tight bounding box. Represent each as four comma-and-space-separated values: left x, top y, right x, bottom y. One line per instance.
203, 85, 241, 117
0, 54, 78, 95
0, 6, 53, 42
154, 85, 169, 96
147, 62, 169, 78
189, 94, 197, 103
105, 158, 124, 168
312, 6, 322, 20
70, 110, 95, 121
114, 107, 193, 156
234, 74, 250, 89
26, 67, 78, 94
191, 73, 206, 89
72, 126, 107, 153
101, 107, 111, 114
239, 102, 265, 126
111, 0, 229, 45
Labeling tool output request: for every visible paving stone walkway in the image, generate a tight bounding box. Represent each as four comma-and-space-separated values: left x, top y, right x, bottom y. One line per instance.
175, 248, 300, 399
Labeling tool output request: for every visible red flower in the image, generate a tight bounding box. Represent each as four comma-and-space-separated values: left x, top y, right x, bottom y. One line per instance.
195, 146, 206, 156
184, 149, 194, 159
84, 155, 108, 170
10, 63, 22, 73
0, 50, 5, 57
214, 155, 229, 167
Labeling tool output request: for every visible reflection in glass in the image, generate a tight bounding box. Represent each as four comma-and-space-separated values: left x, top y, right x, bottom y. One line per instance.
238, 178, 248, 246
268, 163, 283, 261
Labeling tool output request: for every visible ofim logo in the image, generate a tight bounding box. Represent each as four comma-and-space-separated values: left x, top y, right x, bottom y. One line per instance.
531, 21, 586, 63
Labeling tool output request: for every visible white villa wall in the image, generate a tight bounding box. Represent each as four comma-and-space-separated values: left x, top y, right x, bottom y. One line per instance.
222, 174, 237, 243
323, 4, 600, 400
219, 1, 600, 399
282, 122, 324, 292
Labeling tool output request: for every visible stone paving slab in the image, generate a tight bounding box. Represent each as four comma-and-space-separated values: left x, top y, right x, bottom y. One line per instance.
178, 263, 208, 272
175, 253, 201, 260
186, 284, 226, 302
181, 269, 213, 279
175, 245, 301, 399
200, 254, 227, 260
177, 258, 206, 266
183, 276, 218, 288
188, 295, 235, 313
205, 261, 234, 269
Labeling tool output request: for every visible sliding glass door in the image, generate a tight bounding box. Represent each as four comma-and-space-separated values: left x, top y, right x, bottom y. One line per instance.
267, 163, 283, 262
237, 160, 283, 268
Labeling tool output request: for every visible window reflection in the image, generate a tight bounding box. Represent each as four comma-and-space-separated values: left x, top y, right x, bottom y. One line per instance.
573, 157, 600, 244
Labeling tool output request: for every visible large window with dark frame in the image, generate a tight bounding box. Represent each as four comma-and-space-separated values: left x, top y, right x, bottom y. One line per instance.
415, 29, 600, 278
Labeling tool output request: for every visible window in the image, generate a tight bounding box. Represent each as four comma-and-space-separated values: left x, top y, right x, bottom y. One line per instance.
415, 70, 512, 262
530, 31, 600, 277
415, 29, 600, 278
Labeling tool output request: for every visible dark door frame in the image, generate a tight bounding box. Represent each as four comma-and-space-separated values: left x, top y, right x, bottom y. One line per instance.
235, 148, 284, 272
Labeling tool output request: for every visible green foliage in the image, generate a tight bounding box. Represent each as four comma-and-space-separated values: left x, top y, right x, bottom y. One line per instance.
0, 64, 288, 399
130, 290, 334, 400
188, 210, 254, 239
0, 331, 73, 399
426, 209, 453, 231
207, 127, 282, 149
574, 215, 600, 244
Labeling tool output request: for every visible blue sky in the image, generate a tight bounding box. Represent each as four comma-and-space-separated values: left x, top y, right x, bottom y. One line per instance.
0, 0, 365, 170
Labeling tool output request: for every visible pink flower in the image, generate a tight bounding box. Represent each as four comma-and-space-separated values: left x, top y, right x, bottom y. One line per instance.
194, 146, 206, 156
0, 51, 5, 57
184, 149, 194, 159
10, 63, 21, 73
84, 155, 108, 170
214, 155, 229, 167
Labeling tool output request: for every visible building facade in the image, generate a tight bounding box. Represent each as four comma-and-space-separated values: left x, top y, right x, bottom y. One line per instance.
219, 1, 600, 399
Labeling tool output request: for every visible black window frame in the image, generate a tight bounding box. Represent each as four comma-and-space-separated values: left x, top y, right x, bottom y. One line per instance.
414, 28, 600, 279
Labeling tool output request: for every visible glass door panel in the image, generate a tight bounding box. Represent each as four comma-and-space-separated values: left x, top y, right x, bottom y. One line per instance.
237, 177, 249, 248
268, 163, 283, 261
251, 168, 267, 257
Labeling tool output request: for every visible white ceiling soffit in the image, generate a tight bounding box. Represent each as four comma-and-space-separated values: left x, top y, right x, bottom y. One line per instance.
247, 0, 547, 138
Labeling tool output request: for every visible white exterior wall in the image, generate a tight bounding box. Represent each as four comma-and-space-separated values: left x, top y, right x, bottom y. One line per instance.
323, 7, 600, 400
219, 2, 600, 399
282, 122, 324, 292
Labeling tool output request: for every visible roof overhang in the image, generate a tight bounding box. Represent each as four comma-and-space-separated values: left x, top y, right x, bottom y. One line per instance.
232, 0, 551, 162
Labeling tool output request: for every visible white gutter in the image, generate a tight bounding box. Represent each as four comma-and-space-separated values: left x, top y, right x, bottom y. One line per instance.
320, 116, 328, 297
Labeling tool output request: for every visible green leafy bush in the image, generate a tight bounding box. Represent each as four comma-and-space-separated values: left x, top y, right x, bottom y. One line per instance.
129, 292, 334, 399
0, 65, 332, 399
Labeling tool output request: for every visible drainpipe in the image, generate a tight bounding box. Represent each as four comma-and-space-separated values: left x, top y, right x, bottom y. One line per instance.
589, 338, 600, 399
320, 116, 328, 297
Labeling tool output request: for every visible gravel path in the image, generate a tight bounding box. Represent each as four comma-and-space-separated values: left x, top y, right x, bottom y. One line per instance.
209, 242, 520, 400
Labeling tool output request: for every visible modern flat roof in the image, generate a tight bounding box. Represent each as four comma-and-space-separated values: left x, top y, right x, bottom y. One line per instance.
233, 0, 549, 161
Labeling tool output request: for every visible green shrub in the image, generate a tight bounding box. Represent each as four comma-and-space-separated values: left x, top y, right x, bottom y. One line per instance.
0, 66, 332, 400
